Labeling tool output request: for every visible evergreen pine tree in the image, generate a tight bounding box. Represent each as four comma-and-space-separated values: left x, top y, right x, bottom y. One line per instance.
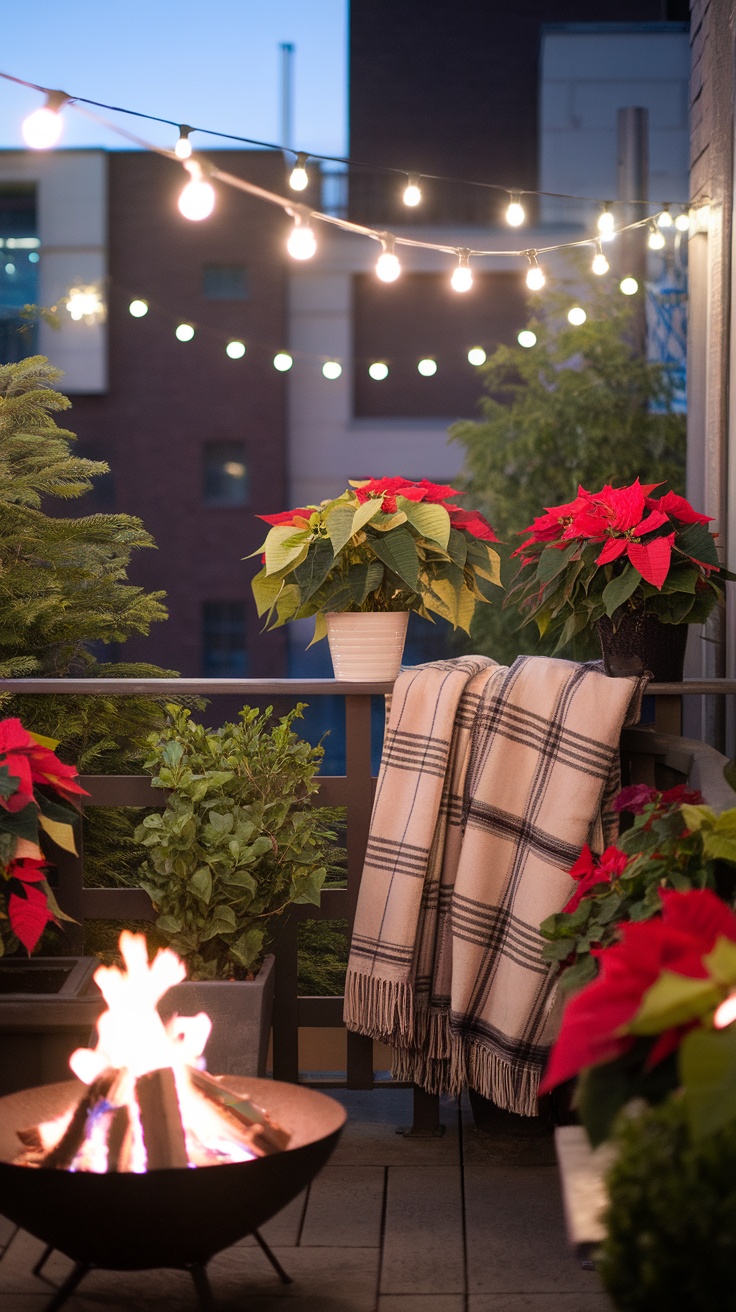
450, 270, 686, 663
0, 356, 178, 902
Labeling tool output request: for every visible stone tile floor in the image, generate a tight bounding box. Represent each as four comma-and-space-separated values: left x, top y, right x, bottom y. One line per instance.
0, 1089, 613, 1311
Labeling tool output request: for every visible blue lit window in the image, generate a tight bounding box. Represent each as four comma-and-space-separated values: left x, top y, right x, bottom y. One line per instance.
0, 186, 40, 362
203, 442, 249, 506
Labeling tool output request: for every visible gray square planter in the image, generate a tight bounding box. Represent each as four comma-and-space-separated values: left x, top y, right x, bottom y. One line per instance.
0, 957, 104, 1096
157, 953, 275, 1078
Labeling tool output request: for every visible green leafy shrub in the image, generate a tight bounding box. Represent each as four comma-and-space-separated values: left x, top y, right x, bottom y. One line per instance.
600, 1097, 736, 1311
135, 704, 343, 979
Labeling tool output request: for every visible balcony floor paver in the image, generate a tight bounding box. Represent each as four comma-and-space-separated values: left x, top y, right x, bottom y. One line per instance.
0, 1088, 613, 1311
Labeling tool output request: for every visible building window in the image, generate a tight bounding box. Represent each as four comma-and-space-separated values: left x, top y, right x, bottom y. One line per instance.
202, 264, 249, 300
202, 602, 247, 677
203, 441, 249, 506
0, 185, 39, 362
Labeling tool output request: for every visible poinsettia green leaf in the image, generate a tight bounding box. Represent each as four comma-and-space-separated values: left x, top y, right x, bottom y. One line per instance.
251, 567, 284, 618
558, 953, 598, 995
369, 528, 420, 590
681, 1024, 736, 1141
602, 564, 641, 618
351, 498, 385, 535
536, 539, 580, 584
661, 565, 699, 595
324, 505, 356, 556
399, 499, 451, 550
446, 527, 468, 567
292, 541, 336, 604
677, 521, 720, 568
628, 970, 721, 1035
307, 612, 328, 647
702, 833, 736, 863
680, 804, 715, 833
264, 525, 311, 576
702, 935, 736, 987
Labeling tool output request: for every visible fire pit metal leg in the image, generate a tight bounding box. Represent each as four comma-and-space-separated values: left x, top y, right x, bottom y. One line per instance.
253, 1229, 293, 1284
32, 1243, 55, 1278
42, 1261, 90, 1312
189, 1262, 216, 1311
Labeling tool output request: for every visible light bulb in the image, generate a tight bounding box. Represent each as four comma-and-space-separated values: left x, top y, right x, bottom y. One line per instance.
451, 250, 473, 292
178, 162, 215, 221
675, 209, 691, 232
368, 362, 389, 381
322, 361, 342, 380
129, 299, 148, 317
620, 277, 639, 296
591, 242, 609, 276
66, 287, 103, 321
287, 213, 317, 261
467, 347, 486, 366
5, 263, 15, 275
28, 252, 39, 264
417, 358, 437, 377
567, 306, 587, 326
289, 153, 309, 191
403, 174, 422, 207
174, 127, 192, 160
376, 235, 401, 282
273, 352, 293, 372
175, 323, 195, 341
518, 330, 537, 348
597, 205, 615, 239
648, 223, 666, 250
658, 207, 673, 228
526, 257, 545, 291
22, 100, 65, 151
506, 195, 525, 227
226, 340, 246, 359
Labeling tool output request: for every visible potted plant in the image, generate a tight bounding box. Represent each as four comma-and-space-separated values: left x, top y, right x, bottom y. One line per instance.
0, 717, 105, 1095
250, 477, 501, 679
540, 782, 736, 993
541, 886, 736, 1309
506, 481, 732, 679
135, 703, 342, 1076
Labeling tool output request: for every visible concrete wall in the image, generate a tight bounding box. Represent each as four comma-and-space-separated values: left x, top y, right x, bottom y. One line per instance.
0, 149, 107, 392
540, 24, 690, 225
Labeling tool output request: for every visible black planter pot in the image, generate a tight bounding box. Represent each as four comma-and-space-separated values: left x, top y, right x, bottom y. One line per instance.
0, 957, 103, 1097
596, 611, 688, 682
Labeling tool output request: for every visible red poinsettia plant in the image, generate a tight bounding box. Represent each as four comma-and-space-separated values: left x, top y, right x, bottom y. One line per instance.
506, 480, 732, 651
541, 888, 736, 1147
0, 718, 87, 954
250, 476, 501, 640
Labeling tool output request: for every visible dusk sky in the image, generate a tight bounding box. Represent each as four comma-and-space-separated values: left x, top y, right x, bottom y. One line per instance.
0, 0, 347, 158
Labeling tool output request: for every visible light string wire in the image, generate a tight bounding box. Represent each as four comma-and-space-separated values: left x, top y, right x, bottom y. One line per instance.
0, 66, 693, 212
66, 99, 679, 267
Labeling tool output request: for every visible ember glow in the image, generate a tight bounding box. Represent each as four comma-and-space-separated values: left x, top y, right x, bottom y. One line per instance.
20, 932, 289, 1174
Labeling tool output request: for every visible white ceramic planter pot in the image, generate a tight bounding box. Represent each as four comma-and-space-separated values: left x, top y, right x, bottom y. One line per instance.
325, 611, 409, 681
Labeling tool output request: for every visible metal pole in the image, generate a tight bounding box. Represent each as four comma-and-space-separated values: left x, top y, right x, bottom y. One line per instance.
279, 42, 295, 154
617, 107, 649, 351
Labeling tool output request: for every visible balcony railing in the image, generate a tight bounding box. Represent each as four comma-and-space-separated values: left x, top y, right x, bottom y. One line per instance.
2, 677, 735, 1134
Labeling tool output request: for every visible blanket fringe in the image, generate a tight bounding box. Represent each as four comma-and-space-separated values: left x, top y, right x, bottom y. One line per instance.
343, 970, 417, 1045
391, 1019, 543, 1118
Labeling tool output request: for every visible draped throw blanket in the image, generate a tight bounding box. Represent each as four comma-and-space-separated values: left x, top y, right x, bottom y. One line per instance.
344, 654, 645, 1115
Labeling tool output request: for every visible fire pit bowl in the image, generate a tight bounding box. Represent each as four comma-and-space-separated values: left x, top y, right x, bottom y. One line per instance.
0, 1075, 346, 1272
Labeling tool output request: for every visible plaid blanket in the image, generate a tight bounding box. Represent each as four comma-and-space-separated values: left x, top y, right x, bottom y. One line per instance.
344, 654, 645, 1115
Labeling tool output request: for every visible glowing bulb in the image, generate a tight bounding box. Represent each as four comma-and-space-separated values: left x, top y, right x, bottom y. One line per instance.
178, 162, 215, 221
597, 206, 615, 239
66, 288, 103, 321
226, 340, 246, 359
467, 347, 486, 366
129, 299, 148, 318
28, 251, 39, 264
620, 277, 639, 296
5, 263, 15, 275
526, 256, 545, 291
518, 330, 537, 348
376, 235, 401, 282
567, 306, 587, 326
648, 223, 666, 250
273, 352, 293, 372
174, 127, 192, 159
322, 360, 342, 380
451, 250, 473, 293
403, 174, 422, 207
289, 153, 309, 191
506, 195, 525, 227
175, 323, 195, 341
675, 209, 691, 232
22, 96, 66, 151
368, 362, 389, 381
417, 358, 437, 376
287, 213, 317, 261
658, 207, 673, 229
591, 243, 609, 276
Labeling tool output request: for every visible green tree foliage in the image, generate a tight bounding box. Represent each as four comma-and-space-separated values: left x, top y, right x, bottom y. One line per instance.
0, 356, 174, 901
450, 271, 686, 662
